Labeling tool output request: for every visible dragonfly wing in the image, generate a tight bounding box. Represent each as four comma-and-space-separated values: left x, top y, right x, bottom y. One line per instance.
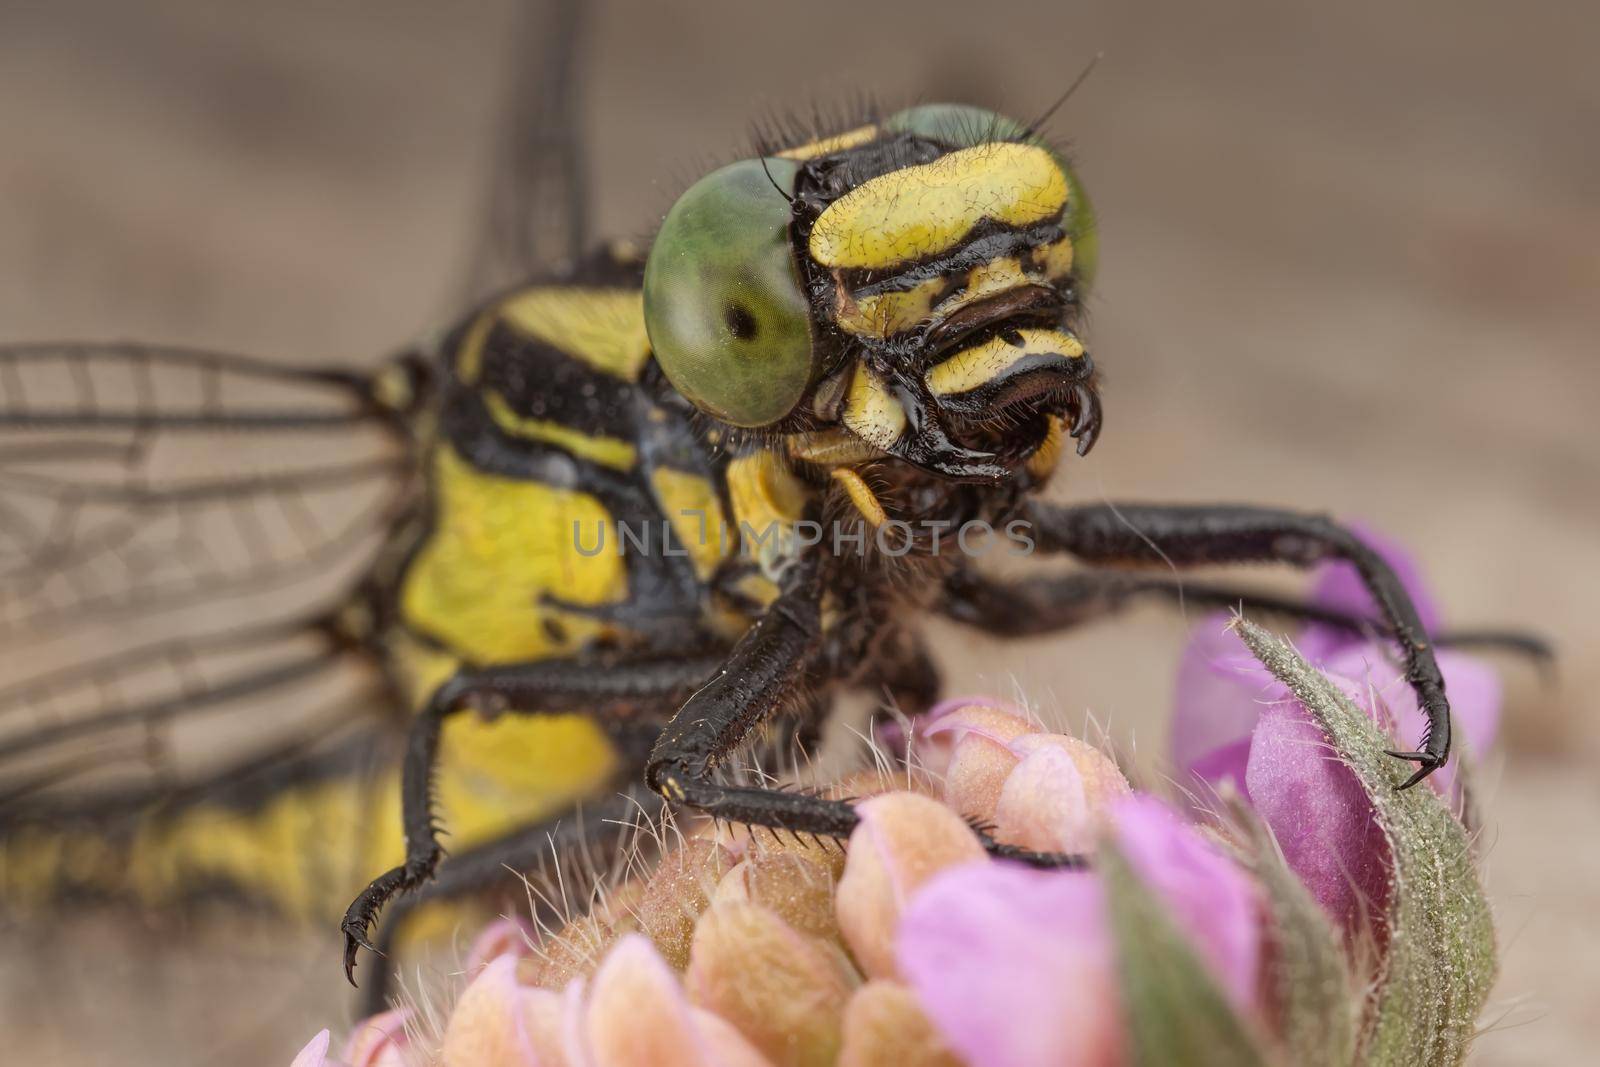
458, 0, 591, 302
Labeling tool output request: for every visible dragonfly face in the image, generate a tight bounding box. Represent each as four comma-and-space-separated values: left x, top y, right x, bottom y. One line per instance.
644, 105, 1101, 486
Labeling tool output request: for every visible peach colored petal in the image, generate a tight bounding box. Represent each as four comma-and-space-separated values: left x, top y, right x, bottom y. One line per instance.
636, 838, 739, 969
916, 699, 1035, 778
587, 934, 719, 1067
466, 918, 537, 973
689, 1009, 780, 1067
712, 851, 839, 941
528, 915, 618, 990
1013, 733, 1131, 816
836, 792, 987, 978
837, 981, 963, 1067
441, 954, 568, 1067
931, 706, 1036, 822
993, 733, 1132, 854
993, 743, 1090, 853
684, 899, 856, 1066
343, 1009, 411, 1067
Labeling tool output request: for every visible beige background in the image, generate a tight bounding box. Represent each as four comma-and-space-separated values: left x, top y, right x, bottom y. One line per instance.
1, 0, 1596, 1063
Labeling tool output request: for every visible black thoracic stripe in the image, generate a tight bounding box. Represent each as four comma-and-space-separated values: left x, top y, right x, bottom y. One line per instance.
795, 132, 945, 205
476, 320, 642, 438
438, 387, 710, 639
840, 221, 1069, 298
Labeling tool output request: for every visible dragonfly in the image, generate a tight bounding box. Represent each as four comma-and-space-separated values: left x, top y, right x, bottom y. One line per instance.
0, 0, 1544, 1018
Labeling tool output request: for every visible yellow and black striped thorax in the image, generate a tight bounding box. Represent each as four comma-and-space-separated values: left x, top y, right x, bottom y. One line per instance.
388, 252, 810, 708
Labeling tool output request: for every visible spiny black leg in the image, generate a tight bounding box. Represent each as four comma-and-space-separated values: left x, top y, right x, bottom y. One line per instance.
359, 782, 657, 1015
341, 654, 720, 986
1019, 502, 1453, 788
645, 558, 1079, 868
941, 566, 1553, 663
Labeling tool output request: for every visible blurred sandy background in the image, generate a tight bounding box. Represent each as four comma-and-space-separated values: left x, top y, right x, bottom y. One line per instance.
1, 0, 1596, 1063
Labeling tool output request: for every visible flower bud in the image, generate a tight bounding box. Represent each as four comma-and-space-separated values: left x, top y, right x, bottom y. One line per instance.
343, 1009, 411, 1067
837, 980, 963, 1067
993, 733, 1130, 854
440, 955, 568, 1067
713, 850, 840, 941
685, 900, 856, 1066
636, 838, 739, 969
836, 792, 986, 978
588, 933, 773, 1067
925, 705, 1034, 823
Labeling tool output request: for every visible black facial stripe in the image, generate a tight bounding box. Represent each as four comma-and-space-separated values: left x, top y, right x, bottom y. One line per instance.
840, 221, 1069, 298
477, 321, 642, 438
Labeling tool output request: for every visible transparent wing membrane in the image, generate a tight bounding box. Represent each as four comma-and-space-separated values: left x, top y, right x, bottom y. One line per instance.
0, 342, 412, 636
0, 619, 386, 808
460, 0, 590, 301
0, 341, 413, 820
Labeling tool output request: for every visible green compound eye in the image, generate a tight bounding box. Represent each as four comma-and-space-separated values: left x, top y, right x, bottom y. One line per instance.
886, 104, 1098, 292
643, 158, 815, 428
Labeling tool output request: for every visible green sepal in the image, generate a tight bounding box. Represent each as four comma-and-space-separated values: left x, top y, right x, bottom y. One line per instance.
1233, 805, 1359, 1067
1234, 620, 1496, 1067
1101, 841, 1272, 1067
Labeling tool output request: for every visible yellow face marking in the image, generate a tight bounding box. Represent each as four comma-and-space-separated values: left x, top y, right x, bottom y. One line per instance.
834, 233, 1073, 339
1026, 414, 1067, 483
650, 466, 731, 581
776, 124, 879, 160
840, 364, 907, 448
401, 444, 626, 664
726, 450, 811, 578
787, 428, 886, 467
483, 390, 637, 470
925, 328, 1085, 397
499, 287, 653, 381
809, 143, 1069, 270
830, 467, 887, 527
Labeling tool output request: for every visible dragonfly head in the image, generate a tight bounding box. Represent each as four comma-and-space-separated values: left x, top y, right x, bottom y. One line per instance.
643, 104, 1099, 486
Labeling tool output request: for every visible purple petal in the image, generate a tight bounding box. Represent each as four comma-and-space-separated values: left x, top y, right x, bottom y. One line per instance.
1109, 795, 1263, 1014
1171, 614, 1286, 791
1302, 523, 1442, 659
1244, 699, 1390, 937
897, 862, 1122, 1067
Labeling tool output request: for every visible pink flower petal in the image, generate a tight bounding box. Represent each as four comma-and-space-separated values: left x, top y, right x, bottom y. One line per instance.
344, 1009, 411, 1067
290, 1031, 339, 1067
1170, 615, 1284, 785
1109, 795, 1262, 1015
1244, 700, 1390, 937
465, 918, 537, 973
993, 743, 1090, 853
441, 954, 568, 1067
896, 863, 1121, 1067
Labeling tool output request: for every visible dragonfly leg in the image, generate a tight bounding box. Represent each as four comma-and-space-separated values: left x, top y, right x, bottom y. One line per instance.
340, 654, 719, 986
939, 564, 1553, 663
1015, 501, 1452, 788
644, 558, 1079, 868
358, 781, 658, 1015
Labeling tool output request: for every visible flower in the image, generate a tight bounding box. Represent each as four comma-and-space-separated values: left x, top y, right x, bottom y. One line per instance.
344, 1009, 413, 1067
921, 702, 1132, 854
296, 647, 1494, 1066
1169, 525, 1503, 935
896, 863, 1119, 1067
894, 794, 1263, 1067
